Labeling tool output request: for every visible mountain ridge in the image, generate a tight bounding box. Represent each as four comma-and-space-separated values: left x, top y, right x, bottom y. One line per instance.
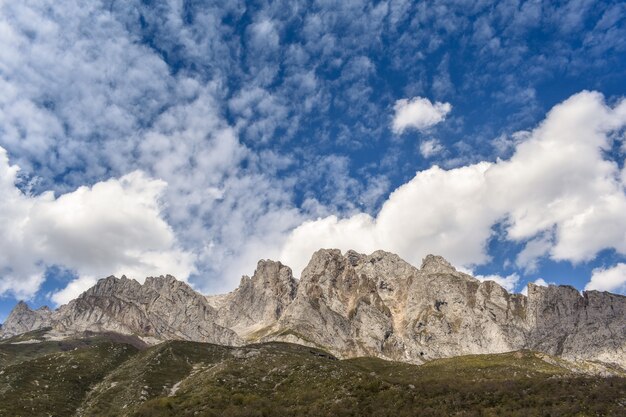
2, 249, 625, 369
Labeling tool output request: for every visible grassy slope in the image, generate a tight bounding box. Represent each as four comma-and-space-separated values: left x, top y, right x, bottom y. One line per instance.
0, 337, 624, 417
0, 341, 137, 417
0, 329, 146, 368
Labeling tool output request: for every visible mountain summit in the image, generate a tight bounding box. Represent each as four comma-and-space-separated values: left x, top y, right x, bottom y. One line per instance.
2, 249, 625, 368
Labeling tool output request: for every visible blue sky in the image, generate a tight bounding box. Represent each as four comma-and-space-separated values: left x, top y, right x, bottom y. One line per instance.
1, 0, 626, 320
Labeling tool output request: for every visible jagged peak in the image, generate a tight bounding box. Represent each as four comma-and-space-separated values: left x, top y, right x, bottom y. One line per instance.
254, 259, 292, 276
144, 274, 180, 285
420, 254, 456, 273
310, 248, 343, 259
344, 249, 366, 266
242, 259, 296, 294
527, 282, 581, 296
11, 300, 31, 313
239, 275, 251, 286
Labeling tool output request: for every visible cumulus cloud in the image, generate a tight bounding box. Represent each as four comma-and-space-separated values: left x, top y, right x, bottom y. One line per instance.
0, 1, 304, 297
278, 91, 626, 276
392, 97, 452, 133
50, 276, 97, 305
1, 0, 625, 304
475, 273, 520, 293
585, 264, 626, 294
0, 147, 194, 302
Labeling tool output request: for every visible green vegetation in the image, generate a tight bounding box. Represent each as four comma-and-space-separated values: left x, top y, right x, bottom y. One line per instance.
0, 336, 624, 417
0, 341, 137, 416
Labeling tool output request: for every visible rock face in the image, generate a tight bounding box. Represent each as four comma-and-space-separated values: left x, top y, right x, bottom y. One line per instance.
268, 249, 393, 358
0, 301, 53, 338
214, 260, 297, 338
525, 283, 626, 366
267, 250, 530, 363
1, 249, 625, 369
1, 275, 240, 346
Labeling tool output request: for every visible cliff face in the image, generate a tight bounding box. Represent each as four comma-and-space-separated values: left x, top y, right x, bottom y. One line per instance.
525, 283, 626, 365
267, 250, 530, 363
2, 249, 624, 368
214, 260, 297, 337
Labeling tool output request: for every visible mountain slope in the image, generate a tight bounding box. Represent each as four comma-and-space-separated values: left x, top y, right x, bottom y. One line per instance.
0, 337, 624, 417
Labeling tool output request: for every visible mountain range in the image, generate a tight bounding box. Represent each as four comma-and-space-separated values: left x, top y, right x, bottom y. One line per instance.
2, 249, 625, 370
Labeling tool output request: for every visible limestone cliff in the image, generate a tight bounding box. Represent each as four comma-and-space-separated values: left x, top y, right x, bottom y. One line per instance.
1, 249, 624, 369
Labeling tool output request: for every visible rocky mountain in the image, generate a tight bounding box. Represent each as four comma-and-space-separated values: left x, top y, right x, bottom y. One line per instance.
1, 249, 625, 369
0, 301, 53, 338
1, 275, 239, 346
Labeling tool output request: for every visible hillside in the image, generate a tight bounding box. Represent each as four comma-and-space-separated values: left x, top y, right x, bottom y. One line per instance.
0, 332, 624, 417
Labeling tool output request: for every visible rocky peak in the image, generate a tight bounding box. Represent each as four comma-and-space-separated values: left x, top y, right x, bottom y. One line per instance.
54, 274, 241, 346
0, 300, 53, 338
83, 275, 141, 298
214, 259, 297, 338
344, 249, 366, 266
420, 254, 456, 274
274, 248, 393, 358
13, 300, 30, 312
2, 248, 625, 369
299, 249, 345, 285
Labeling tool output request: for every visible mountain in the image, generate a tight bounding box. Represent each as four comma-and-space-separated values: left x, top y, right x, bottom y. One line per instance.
1, 275, 239, 346
0, 301, 53, 337
2, 249, 625, 369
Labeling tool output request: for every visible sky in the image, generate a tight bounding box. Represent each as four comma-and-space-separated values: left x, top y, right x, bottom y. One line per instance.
1, 0, 626, 320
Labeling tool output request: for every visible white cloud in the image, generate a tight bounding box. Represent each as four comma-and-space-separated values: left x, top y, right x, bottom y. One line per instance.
585, 263, 626, 294
475, 273, 520, 292
0, 1, 304, 298
515, 232, 553, 272
1, 0, 625, 304
278, 91, 626, 277
419, 138, 445, 158
280, 162, 496, 276
50, 276, 97, 305
392, 97, 452, 133
0, 146, 195, 302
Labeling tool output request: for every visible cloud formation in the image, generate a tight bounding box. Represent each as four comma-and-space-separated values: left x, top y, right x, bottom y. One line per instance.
0, 1, 625, 306
392, 97, 452, 133
586, 264, 626, 294
279, 91, 626, 288
0, 147, 194, 301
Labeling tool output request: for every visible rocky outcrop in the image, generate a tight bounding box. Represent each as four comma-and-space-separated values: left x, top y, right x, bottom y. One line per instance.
1, 275, 240, 345
525, 283, 626, 365
266, 249, 530, 363
0, 301, 53, 337
1, 249, 625, 369
214, 260, 297, 338
267, 249, 393, 358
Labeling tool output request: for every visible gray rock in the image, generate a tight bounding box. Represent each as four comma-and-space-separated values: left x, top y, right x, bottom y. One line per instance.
1, 249, 624, 370
214, 259, 297, 339
1, 275, 240, 345
0, 301, 53, 338
267, 249, 393, 358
